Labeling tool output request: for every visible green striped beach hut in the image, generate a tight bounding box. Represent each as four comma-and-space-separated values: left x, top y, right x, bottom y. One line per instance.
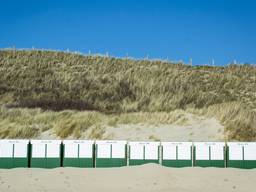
0, 140, 29, 168
227, 142, 256, 169
161, 142, 192, 167
95, 140, 127, 167
63, 140, 94, 167
128, 141, 160, 166
30, 140, 62, 168
194, 142, 225, 167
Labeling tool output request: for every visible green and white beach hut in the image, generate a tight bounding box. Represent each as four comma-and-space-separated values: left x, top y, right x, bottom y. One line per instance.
161, 142, 192, 167
194, 142, 225, 167
30, 140, 62, 168
0, 140, 29, 168
227, 142, 256, 169
95, 140, 127, 167
128, 141, 160, 165
63, 140, 94, 167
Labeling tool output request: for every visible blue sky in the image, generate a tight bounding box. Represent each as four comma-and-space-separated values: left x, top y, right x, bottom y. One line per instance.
0, 0, 256, 65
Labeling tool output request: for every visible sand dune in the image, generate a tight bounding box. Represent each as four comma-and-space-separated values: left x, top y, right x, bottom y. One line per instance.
0, 164, 255, 192
38, 113, 225, 141
103, 117, 224, 141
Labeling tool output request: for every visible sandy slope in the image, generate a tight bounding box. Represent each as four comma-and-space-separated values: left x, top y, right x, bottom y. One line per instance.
38, 113, 225, 141
103, 117, 224, 141
0, 164, 255, 192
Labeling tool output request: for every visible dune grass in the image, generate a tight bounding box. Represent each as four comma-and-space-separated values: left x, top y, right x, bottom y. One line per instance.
0, 105, 254, 141
0, 49, 255, 140
0, 107, 192, 139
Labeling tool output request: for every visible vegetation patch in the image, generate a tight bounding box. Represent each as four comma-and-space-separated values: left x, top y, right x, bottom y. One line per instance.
0, 49, 255, 140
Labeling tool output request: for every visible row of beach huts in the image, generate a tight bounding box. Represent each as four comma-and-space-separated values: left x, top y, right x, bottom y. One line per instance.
0, 140, 256, 169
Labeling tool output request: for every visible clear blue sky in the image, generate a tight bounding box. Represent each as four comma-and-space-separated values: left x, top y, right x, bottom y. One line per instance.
1, 0, 256, 65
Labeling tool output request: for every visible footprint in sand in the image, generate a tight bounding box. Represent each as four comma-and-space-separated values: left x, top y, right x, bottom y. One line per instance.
36, 186, 47, 192
34, 178, 39, 181
64, 180, 71, 188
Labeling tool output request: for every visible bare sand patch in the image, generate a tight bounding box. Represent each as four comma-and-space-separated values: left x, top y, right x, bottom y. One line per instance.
103, 117, 224, 141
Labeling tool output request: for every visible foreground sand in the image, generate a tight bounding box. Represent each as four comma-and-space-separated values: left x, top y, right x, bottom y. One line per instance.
0, 164, 255, 192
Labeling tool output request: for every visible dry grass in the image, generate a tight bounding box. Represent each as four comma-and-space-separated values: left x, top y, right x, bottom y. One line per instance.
0, 106, 255, 141
0, 108, 195, 139
187, 102, 256, 141
205, 102, 256, 141
0, 49, 255, 140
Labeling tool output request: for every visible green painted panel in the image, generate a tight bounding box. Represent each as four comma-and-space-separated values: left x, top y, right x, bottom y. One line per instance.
96, 158, 126, 167
13, 158, 28, 168
63, 158, 93, 168
211, 160, 225, 168
0, 158, 13, 169
227, 160, 243, 168
244, 161, 256, 169
195, 160, 225, 168
129, 159, 159, 166
30, 158, 61, 168
79, 158, 94, 168
30, 158, 46, 168
0, 158, 28, 169
162, 160, 192, 167
63, 158, 79, 167
46, 158, 61, 168
227, 160, 256, 169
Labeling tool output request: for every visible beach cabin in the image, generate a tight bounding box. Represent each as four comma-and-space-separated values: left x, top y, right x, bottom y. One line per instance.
30, 140, 62, 168
161, 142, 192, 167
63, 140, 94, 167
0, 140, 29, 168
194, 142, 225, 167
95, 140, 127, 167
128, 141, 160, 165
227, 142, 256, 169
